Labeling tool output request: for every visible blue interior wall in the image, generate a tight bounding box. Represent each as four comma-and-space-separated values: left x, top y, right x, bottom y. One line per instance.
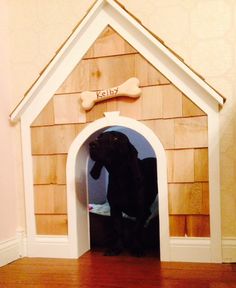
88, 126, 155, 204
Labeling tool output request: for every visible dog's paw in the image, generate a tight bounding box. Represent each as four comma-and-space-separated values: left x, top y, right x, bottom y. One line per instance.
130, 247, 145, 257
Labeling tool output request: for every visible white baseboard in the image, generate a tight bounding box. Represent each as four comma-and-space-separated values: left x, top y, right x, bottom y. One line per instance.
2, 234, 235, 265
27, 236, 72, 259
170, 237, 212, 263
170, 237, 236, 263
0, 238, 20, 267
0, 230, 27, 267
25, 236, 213, 262
0, 235, 71, 267
222, 237, 236, 263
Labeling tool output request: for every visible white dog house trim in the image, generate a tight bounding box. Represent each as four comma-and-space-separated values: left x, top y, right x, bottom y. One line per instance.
10, 0, 225, 262
66, 112, 170, 260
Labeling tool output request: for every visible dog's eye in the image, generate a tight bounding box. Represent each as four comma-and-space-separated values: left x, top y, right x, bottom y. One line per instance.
113, 137, 118, 141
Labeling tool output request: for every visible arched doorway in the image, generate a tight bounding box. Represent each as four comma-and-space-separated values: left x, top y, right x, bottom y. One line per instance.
66, 112, 170, 261
88, 125, 158, 252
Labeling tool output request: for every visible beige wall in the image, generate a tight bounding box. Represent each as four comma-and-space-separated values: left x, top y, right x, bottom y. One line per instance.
1, 0, 235, 241
0, 1, 18, 241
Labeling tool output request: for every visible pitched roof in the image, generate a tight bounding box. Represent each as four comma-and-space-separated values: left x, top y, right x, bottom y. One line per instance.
10, 0, 225, 122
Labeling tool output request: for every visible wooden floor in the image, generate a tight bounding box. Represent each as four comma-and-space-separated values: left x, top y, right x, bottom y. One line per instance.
0, 250, 236, 288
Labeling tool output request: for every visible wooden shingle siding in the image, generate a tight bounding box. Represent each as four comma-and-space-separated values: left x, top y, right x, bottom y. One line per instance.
169, 215, 186, 237
84, 26, 136, 59
174, 116, 208, 148
34, 185, 67, 214
167, 149, 195, 183
56, 54, 169, 95
169, 183, 204, 215
202, 183, 210, 215
153, 119, 175, 149
162, 85, 183, 118
31, 125, 78, 155
31, 27, 209, 237
182, 96, 205, 117
33, 155, 67, 185
186, 215, 210, 237
194, 148, 209, 181
141, 86, 163, 120
35, 215, 68, 235
31, 99, 55, 127
53, 93, 83, 125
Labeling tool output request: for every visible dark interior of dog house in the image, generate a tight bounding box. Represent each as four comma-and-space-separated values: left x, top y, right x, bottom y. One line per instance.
88, 126, 160, 256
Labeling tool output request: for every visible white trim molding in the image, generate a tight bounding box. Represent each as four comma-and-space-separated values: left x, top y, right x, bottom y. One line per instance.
2, 235, 236, 265
222, 238, 236, 263
0, 238, 21, 267
28, 236, 71, 259
0, 230, 27, 267
66, 112, 170, 261
170, 237, 211, 263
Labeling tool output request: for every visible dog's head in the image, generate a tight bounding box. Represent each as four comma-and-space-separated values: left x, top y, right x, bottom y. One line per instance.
89, 131, 138, 179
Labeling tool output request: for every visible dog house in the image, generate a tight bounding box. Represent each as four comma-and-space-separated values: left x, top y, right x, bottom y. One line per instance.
10, 0, 225, 263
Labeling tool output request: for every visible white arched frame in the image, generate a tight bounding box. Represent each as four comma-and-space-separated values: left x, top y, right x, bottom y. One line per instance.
66, 112, 170, 261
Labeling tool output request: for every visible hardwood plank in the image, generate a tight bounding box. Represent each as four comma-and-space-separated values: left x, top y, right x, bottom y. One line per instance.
0, 252, 236, 287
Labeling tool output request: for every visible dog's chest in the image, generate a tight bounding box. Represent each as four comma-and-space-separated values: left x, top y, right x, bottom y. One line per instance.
107, 172, 137, 211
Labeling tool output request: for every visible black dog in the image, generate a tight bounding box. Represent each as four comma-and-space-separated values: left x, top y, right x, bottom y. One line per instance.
89, 131, 158, 256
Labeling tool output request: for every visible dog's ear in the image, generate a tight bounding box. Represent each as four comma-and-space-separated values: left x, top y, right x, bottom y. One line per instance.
113, 136, 138, 158
128, 143, 143, 182
128, 142, 138, 158
90, 161, 103, 180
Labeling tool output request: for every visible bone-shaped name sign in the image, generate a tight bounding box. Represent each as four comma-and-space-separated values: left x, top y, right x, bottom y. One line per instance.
80, 77, 141, 111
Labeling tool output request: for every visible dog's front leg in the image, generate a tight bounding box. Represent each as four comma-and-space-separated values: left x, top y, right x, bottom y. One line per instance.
131, 216, 146, 257
105, 207, 123, 256
131, 185, 148, 257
